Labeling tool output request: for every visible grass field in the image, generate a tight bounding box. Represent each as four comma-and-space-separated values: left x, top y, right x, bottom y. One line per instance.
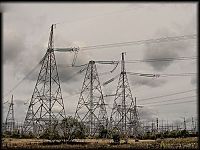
2, 137, 198, 149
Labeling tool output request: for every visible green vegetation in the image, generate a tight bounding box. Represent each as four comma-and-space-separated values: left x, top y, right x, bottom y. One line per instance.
141, 130, 197, 140
60, 116, 86, 141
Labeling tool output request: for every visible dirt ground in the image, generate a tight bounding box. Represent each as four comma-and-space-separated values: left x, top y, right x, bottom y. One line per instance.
2, 137, 198, 149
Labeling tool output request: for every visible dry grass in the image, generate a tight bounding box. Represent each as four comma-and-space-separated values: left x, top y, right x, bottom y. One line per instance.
2, 137, 198, 149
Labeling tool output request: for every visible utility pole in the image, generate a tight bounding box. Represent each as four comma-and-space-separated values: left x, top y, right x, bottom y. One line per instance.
5, 95, 15, 133
156, 118, 159, 132
151, 120, 154, 133
192, 117, 194, 133
161, 120, 164, 133
90, 61, 94, 135
129, 97, 141, 137
184, 117, 186, 130
122, 53, 126, 134
166, 120, 169, 132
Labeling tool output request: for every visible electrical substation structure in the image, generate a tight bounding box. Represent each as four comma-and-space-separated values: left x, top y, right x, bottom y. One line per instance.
5, 95, 15, 133
110, 52, 141, 137
23, 24, 66, 138
74, 60, 108, 137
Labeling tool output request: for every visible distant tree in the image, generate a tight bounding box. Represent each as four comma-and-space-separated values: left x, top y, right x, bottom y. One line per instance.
28, 131, 35, 138
180, 130, 189, 138
60, 116, 86, 142
10, 130, 20, 138
168, 130, 178, 138
99, 125, 108, 138
111, 127, 120, 144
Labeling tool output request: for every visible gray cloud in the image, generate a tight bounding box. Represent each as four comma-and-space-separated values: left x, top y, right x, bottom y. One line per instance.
2, 3, 197, 124
3, 29, 26, 64
143, 29, 190, 71
129, 75, 166, 88
56, 52, 90, 83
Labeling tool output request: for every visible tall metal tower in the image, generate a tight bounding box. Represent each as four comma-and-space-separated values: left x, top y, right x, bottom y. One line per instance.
5, 95, 15, 133
129, 97, 142, 137
110, 52, 138, 136
23, 24, 66, 137
74, 60, 108, 137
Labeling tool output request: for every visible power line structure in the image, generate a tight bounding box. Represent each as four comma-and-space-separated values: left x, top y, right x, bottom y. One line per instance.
129, 97, 143, 137
78, 34, 197, 51
139, 95, 196, 105
4, 95, 15, 133
109, 52, 140, 137
23, 24, 66, 138
3, 33, 196, 100
138, 89, 196, 102
53, 34, 196, 63
74, 60, 108, 137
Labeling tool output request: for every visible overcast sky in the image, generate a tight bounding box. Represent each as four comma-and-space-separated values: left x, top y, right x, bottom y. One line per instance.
2, 2, 197, 128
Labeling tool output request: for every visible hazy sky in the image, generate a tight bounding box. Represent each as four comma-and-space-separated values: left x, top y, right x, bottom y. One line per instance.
2, 2, 197, 128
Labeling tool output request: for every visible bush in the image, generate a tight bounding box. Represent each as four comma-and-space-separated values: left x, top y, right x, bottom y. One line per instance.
112, 133, 120, 144
99, 128, 108, 138
60, 116, 86, 141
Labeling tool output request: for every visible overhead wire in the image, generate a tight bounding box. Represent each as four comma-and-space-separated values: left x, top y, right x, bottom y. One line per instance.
127, 72, 196, 77
126, 56, 197, 63
139, 95, 196, 105
144, 100, 196, 107
77, 34, 196, 51
138, 89, 196, 102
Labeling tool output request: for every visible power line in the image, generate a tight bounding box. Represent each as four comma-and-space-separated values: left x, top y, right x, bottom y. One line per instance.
56, 56, 196, 70
138, 89, 196, 102
157, 73, 196, 77
139, 95, 196, 105
145, 100, 196, 107
126, 56, 197, 63
77, 34, 196, 51
128, 72, 196, 77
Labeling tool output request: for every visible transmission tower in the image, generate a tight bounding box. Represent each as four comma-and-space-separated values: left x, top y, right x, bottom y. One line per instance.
129, 97, 143, 137
5, 95, 15, 133
110, 52, 139, 137
23, 24, 66, 137
74, 60, 108, 137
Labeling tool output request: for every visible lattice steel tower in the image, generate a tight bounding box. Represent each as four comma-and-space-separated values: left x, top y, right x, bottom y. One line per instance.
129, 97, 142, 137
5, 95, 15, 133
110, 52, 139, 136
74, 60, 108, 137
23, 24, 66, 137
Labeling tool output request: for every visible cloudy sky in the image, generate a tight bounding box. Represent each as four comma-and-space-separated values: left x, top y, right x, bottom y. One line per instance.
2, 2, 197, 128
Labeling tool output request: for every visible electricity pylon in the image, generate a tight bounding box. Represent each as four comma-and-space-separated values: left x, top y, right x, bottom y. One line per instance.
23, 24, 66, 138
110, 52, 139, 137
5, 95, 15, 133
129, 97, 143, 137
74, 60, 108, 137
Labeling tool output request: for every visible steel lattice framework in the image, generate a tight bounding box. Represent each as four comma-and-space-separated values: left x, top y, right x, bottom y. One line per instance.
23, 25, 66, 137
110, 53, 140, 137
129, 97, 143, 137
5, 95, 15, 133
74, 60, 108, 137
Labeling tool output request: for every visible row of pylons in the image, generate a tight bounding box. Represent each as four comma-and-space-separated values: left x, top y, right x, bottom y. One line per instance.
4, 24, 141, 139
